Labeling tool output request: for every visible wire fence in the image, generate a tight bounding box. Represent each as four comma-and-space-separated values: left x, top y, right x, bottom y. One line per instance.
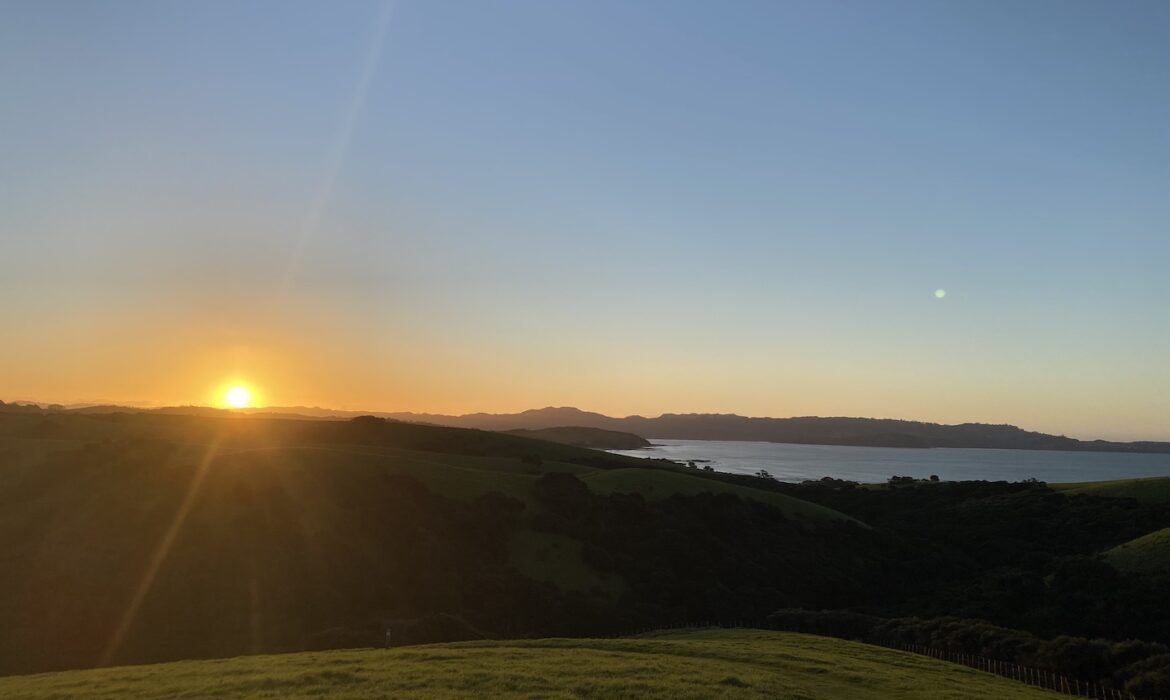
601, 621, 1159, 700
868, 638, 1141, 700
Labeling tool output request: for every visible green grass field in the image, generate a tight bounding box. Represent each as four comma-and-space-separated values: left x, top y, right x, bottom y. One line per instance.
0, 630, 1060, 699
508, 530, 626, 597
204, 446, 855, 525
581, 468, 860, 526
1105, 527, 1170, 574
0, 413, 853, 525
0, 413, 857, 635
1051, 478, 1170, 573
1050, 476, 1170, 503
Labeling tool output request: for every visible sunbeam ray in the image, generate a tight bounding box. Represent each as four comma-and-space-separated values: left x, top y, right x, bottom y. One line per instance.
98, 435, 225, 667
278, 0, 395, 297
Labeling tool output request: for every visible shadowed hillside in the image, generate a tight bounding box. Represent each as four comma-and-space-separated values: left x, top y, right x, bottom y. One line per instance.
3, 410, 1170, 692
0, 411, 872, 676
1051, 476, 1170, 503
504, 426, 651, 450
1107, 528, 1170, 574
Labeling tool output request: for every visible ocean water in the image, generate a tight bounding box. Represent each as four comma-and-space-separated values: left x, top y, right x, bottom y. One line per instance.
607, 439, 1170, 484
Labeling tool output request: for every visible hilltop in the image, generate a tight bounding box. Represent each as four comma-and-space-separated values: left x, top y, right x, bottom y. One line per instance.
0, 629, 1060, 699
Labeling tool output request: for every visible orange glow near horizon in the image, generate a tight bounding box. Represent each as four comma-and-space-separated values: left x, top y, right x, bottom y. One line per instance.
1, 325, 1166, 441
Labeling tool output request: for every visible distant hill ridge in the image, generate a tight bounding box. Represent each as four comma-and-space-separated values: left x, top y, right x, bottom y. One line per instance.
503, 426, 651, 450
4, 400, 1167, 453
388, 408, 1170, 453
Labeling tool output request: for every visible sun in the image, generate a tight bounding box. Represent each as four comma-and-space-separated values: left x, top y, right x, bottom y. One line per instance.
225, 385, 252, 409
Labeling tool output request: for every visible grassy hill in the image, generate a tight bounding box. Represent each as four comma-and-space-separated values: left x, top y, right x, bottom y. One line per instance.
505, 426, 651, 449
1049, 478, 1170, 575
0, 629, 1059, 699
1051, 478, 1170, 575
0, 411, 873, 676
0, 412, 853, 521
1106, 527, 1170, 574
5, 410, 1168, 685
581, 467, 862, 526
1050, 476, 1170, 503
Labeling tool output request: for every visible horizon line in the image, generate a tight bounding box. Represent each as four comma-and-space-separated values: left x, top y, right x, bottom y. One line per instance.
3, 398, 1167, 444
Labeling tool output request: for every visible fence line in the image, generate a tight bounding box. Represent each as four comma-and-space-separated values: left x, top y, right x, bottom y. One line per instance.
597, 621, 1157, 700
868, 638, 1141, 700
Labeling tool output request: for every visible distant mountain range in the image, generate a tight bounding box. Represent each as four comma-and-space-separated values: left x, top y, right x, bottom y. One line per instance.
379, 407, 1170, 453
6, 400, 1166, 454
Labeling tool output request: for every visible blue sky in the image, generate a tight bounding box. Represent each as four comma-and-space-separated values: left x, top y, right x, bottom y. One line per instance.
1, 0, 1167, 439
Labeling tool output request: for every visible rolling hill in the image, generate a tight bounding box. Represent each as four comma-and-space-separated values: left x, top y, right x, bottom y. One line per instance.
1106, 527, 1170, 574
380, 407, 1170, 453
4, 409, 1169, 693
0, 411, 869, 676
1058, 477, 1170, 575
1050, 476, 1170, 503
504, 426, 652, 449
0, 629, 1061, 699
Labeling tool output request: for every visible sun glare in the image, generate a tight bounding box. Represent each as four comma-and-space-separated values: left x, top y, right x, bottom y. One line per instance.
225, 386, 252, 409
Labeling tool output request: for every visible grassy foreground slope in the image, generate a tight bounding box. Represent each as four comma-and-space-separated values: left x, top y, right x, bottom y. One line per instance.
1050, 476, 1170, 503
1106, 527, 1170, 574
0, 630, 1059, 699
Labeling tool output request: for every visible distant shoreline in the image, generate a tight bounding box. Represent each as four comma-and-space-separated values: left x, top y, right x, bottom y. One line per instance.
607, 438, 1170, 485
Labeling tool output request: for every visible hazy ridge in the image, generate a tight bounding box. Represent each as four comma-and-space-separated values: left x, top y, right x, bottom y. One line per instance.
5, 401, 1168, 453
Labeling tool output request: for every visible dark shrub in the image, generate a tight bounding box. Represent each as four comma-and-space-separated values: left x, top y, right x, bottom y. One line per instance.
1034, 636, 1114, 681
1122, 653, 1170, 697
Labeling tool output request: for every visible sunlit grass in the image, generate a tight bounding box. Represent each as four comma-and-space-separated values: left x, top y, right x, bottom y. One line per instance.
0, 630, 1062, 699
1050, 476, 1170, 503
581, 468, 859, 526
1106, 527, 1170, 574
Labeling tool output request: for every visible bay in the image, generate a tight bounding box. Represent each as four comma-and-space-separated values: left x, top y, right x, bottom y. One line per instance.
607, 439, 1170, 484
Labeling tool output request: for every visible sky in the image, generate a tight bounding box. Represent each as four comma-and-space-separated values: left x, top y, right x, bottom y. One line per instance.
1, 0, 1167, 440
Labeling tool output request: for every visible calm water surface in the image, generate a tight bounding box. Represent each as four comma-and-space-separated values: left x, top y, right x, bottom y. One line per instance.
608, 439, 1170, 484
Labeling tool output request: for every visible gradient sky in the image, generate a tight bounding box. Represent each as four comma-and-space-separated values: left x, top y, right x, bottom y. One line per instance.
2, 0, 1168, 440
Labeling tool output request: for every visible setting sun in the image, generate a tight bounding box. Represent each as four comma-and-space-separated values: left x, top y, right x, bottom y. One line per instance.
225, 386, 252, 409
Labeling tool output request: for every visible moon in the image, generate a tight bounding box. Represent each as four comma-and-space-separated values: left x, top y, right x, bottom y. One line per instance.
934, 289, 947, 299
